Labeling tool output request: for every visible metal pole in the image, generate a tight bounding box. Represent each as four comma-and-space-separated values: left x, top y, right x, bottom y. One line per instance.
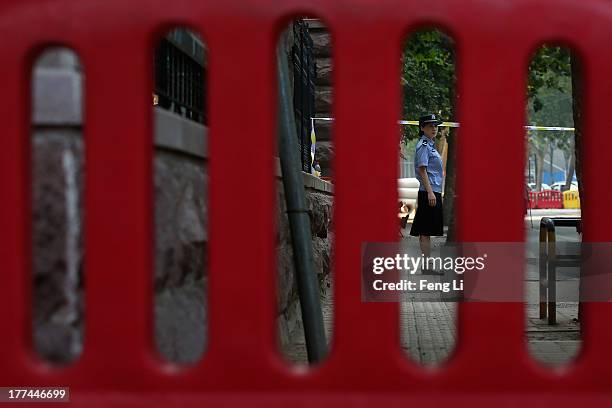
547, 226, 557, 325
540, 217, 557, 325
276, 38, 327, 363
550, 143, 554, 185
533, 153, 536, 183
539, 219, 548, 319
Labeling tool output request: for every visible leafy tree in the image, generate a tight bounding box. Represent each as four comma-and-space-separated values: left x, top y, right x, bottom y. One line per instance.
527, 46, 574, 190
401, 29, 457, 238
401, 35, 580, 236
401, 39, 578, 239
527, 74, 574, 188
528, 46, 571, 112
401, 30, 455, 141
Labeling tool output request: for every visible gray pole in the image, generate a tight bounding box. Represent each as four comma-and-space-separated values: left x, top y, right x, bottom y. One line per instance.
276, 39, 328, 363
550, 142, 554, 184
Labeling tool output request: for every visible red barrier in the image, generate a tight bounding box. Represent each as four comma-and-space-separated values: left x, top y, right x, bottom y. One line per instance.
2, 0, 612, 406
527, 191, 539, 209
536, 190, 563, 209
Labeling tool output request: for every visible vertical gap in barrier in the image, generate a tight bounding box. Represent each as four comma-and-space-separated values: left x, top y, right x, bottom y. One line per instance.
398, 27, 458, 367
152, 27, 208, 366
31, 47, 85, 365
276, 17, 333, 366
524, 44, 581, 367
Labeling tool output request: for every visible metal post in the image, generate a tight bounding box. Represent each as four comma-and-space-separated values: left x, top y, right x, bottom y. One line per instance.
534, 153, 538, 186
276, 37, 327, 363
538, 220, 548, 319
549, 143, 554, 185
547, 227, 557, 325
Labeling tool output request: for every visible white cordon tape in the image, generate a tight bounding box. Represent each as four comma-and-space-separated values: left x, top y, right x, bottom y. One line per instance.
525, 126, 575, 131
311, 117, 575, 131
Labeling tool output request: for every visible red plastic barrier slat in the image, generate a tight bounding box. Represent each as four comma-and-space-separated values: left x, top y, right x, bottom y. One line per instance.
1, 0, 612, 403
327, 19, 405, 384
205, 19, 279, 386
453, 29, 528, 384
0, 36, 33, 384
573, 43, 612, 386
78, 35, 156, 384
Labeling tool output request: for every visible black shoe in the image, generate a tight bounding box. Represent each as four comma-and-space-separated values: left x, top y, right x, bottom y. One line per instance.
401, 215, 409, 229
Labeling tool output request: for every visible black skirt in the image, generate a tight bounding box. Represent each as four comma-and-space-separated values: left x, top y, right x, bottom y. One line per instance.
409, 190, 444, 237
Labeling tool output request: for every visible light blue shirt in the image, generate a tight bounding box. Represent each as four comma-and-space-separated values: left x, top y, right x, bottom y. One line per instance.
414, 135, 444, 193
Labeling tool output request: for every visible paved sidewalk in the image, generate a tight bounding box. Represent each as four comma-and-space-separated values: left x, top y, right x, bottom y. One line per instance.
283, 289, 580, 366
282, 283, 334, 364
282, 216, 582, 366
283, 215, 581, 365
400, 301, 456, 364
400, 301, 580, 365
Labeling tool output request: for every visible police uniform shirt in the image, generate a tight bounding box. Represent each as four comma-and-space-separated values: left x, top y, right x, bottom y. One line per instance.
414, 135, 443, 193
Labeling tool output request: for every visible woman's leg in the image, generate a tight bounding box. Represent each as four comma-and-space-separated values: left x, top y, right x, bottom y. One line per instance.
419, 235, 442, 274
419, 235, 431, 257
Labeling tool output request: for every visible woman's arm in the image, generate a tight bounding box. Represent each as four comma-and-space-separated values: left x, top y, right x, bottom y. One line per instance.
418, 166, 436, 206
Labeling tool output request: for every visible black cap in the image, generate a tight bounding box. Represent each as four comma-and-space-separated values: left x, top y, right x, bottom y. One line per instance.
419, 114, 443, 126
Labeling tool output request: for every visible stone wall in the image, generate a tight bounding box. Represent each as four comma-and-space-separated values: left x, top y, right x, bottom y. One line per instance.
277, 179, 333, 349
32, 49, 333, 364
32, 50, 84, 362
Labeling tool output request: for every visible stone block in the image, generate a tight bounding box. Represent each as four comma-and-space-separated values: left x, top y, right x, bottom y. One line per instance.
311, 32, 332, 58
32, 130, 84, 363
155, 280, 207, 363
315, 87, 333, 114
315, 58, 333, 86
314, 141, 335, 177
313, 119, 333, 142
32, 68, 83, 126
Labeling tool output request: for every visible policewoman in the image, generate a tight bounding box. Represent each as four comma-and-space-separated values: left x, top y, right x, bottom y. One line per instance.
410, 114, 445, 257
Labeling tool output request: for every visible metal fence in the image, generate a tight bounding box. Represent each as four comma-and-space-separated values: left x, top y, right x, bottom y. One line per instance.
154, 30, 206, 125
291, 20, 316, 173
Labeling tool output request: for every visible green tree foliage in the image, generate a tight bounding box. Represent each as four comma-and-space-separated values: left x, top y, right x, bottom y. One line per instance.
527, 76, 573, 152
401, 41, 572, 145
401, 29, 458, 236
400, 36, 576, 235
527, 46, 574, 187
528, 46, 571, 112
401, 30, 456, 141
